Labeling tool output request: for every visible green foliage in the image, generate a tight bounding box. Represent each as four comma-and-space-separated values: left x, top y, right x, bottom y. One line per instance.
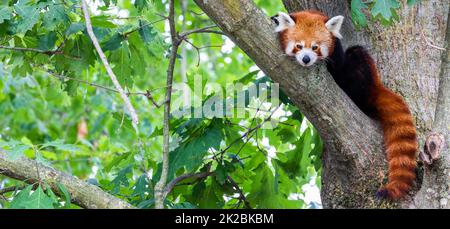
9, 183, 71, 209
351, 0, 368, 29
0, 7, 12, 24
0, 0, 322, 209
351, 0, 418, 28
371, 0, 401, 24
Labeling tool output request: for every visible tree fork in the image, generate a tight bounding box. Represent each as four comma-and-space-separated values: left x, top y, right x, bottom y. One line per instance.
194, 0, 388, 208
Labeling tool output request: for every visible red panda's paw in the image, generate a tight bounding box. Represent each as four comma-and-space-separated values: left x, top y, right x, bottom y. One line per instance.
376, 184, 408, 201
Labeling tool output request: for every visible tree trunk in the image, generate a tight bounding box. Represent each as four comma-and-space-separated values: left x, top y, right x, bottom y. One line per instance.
194, 0, 450, 208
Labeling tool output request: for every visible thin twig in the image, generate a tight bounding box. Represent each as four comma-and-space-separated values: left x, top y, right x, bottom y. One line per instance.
183, 37, 223, 67
183, 38, 201, 67
421, 30, 446, 51
179, 25, 226, 38
163, 171, 213, 196
0, 45, 58, 54
0, 45, 80, 59
0, 185, 26, 195
227, 175, 252, 209
44, 69, 165, 107
212, 106, 280, 159
81, 0, 139, 127
123, 17, 167, 37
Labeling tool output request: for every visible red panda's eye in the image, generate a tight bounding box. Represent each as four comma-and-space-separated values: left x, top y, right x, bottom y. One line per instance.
296, 44, 303, 49
312, 45, 318, 51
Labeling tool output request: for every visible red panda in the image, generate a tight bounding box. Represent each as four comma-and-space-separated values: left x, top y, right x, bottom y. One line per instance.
272, 10, 418, 200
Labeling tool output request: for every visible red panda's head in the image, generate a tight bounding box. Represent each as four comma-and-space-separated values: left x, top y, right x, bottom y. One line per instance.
272, 11, 344, 67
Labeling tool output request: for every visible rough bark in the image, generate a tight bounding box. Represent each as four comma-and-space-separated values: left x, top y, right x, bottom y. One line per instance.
411, 8, 450, 209
283, 0, 450, 209
0, 150, 135, 209
194, 0, 388, 208
195, 0, 450, 208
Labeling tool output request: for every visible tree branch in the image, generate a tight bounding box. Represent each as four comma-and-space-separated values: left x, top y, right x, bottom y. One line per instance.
0, 46, 58, 54
194, 0, 386, 208
81, 0, 139, 127
179, 25, 227, 38
0, 185, 26, 195
227, 175, 251, 209
0, 45, 80, 60
154, 0, 180, 209
0, 150, 135, 209
163, 171, 213, 197
123, 17, 167, 37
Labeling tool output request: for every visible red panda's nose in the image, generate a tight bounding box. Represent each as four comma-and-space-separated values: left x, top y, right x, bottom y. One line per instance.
302, 56, 311, 64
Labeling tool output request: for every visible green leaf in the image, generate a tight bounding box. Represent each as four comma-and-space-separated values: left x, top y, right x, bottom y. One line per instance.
104, 152, 132, 173
66, 23, 85, 36
191, 180, 223, 209
102, 33, 124, 51
10, 185, 56, 209
90, 15, 117, 28
0, 7, 12, 24
110, 164, 133, 194
407, 0, 417, 6
36, 151, 52, 166
234, 70, 260, 85
43, 4, 68, 31
14, 0, 41, 33
8, 144, 30, 160
41, 140, 81, 152
138, 20, 157, 43
38, 32, 57, 51
26, 186, 55, 209
137, 199, 154, 209
134, 0, 149, 11
9, 185, 34, 209
111, 112, 133, 131
215, 163, 227, 185
110, 42, 133, 87
168, 120, 224, 180
57, 182, 71, 208
149, 127, 163, 137
275, 128, 313, 178
132, 175, 149, 198
276, 126, 298, 143
20, 136, 33, 147
351, 0, 368, 29
171, 202, 197, 209
371, 0, 400, 22
247, 164, 281, 208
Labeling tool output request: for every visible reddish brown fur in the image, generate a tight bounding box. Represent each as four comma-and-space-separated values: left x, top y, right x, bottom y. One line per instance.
373, 86, 418, 200
363, 54, 417, 200
279, 11, 335, 58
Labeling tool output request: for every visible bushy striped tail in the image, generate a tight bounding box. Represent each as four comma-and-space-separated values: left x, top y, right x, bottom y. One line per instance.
374, 86, 418, 200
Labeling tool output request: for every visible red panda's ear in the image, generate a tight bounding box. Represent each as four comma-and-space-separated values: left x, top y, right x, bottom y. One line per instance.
325, 16, 344, 39
274, 12, 295, 32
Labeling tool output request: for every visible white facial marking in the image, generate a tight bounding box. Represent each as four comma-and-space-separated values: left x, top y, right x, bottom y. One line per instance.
285, 41, 295, 56
300, 41, 305, 47
325, 15, 344, 39
320, 44, 329, 58
274, 12, 295, 32
295, 48, 318, 67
